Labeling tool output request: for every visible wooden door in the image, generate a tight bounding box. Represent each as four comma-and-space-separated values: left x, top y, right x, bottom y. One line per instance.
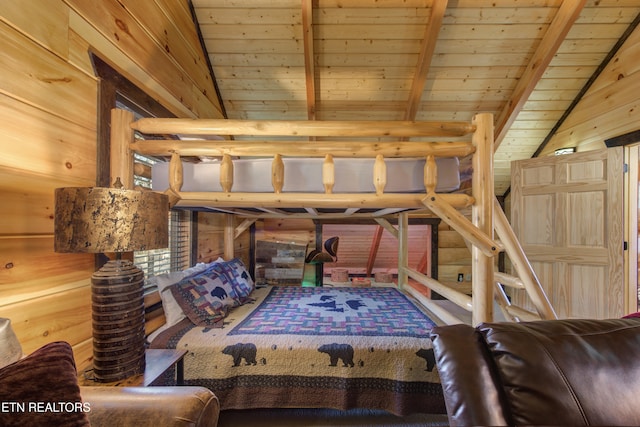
511, 147, 624, 319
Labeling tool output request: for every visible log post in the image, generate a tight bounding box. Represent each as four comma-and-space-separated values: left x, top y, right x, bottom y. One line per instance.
224, 214, 235, 260
323, 154, 335, 194
110, 108, 135, 189
220, 154, 234, 193
471, 113, 495, 325
397, 212, 409, 289
373, 154, 386, 196
272, 154, 284, 194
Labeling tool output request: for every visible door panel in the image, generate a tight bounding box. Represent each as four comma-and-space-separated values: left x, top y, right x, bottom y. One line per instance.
511, 148, 624, 319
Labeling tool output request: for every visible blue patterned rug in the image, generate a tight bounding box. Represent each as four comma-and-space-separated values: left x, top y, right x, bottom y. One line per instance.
229, 286, 436, 337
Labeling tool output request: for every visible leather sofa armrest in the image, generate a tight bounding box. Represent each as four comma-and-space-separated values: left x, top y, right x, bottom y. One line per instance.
430, 324, 509, 427
81, 386, 219, 427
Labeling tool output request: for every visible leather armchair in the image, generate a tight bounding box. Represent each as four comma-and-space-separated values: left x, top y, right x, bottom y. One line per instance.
82, 385, 219, 427
430, 318, 640, 426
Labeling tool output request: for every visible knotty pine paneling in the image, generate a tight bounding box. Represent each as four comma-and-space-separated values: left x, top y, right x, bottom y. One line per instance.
0, 0, 220, 372
197, 212, 251, 265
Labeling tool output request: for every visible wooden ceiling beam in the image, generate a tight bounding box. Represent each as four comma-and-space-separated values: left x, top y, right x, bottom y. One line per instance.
301, 0, 316, 121
404, 0, 449, 121
493, 0, 586, 151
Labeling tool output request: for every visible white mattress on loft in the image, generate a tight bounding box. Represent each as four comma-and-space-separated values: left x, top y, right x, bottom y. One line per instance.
151, 157, 460, 193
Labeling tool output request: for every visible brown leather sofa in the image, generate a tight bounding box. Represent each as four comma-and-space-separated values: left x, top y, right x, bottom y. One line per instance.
82, 385, 219, 427
0, 318, 219, 427
430, 318, 640, 427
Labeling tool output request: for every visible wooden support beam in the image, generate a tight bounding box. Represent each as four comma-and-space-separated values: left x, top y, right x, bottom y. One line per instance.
131, 118, 476, 138
397, 212, 409, 289
406, 268, 472, 311
416, 226, 432, 274
471, 113, 495, 325
301, 0, 316, 120
374, 218, 398, 239
131, 140, 475, 159
180, 191, 474, 210
366, 225, 384, 276
493, 197, 557, 320
404, 0, 448, 121
423, 194, 500, 257
405, 284, 466, 326
110, 108, 135, 189
494, 0, 586, 149
494, 271, 525, 290
224, 214, 235, 260
234, 219, 257, 240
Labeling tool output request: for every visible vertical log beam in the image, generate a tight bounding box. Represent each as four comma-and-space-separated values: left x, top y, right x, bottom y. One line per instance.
272, 154, 284, 194
471, 113, 495, 325
323, 154, 335, 194
224, 214, 235, 260
110, 108, 135, 189
220, 154, 234, 192
373, 154, 386, 196
397, 212, 409, 290
366, 225, 384, 276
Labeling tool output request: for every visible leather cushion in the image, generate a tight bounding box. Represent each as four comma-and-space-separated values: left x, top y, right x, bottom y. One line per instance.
478, 318, 640, 426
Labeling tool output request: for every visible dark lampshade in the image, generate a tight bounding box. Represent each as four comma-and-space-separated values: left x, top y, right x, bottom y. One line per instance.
54, 186, 169, 382
54, 187, 168, 253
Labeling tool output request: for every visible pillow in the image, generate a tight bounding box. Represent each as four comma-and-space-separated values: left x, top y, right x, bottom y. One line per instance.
0, 341, 90, 427
170, 268, 242, 327
211, 258, 255, 303
152, 259, 223, 328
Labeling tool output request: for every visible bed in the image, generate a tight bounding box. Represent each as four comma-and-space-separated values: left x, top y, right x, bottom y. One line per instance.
110, 110, 556, 412
148, 268, 445, 415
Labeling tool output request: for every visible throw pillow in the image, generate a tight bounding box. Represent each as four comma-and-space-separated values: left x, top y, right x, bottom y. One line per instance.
0, 341, 90, 427
0, 318, 22, 369
151, 258, 223, 329
210, 258, 255, 303
170, 268, 241, 327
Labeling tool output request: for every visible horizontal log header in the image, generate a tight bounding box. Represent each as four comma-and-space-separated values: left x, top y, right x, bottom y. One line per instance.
131, 140, 475, 158
174, 191, 474, 210
131, 118, 476, 138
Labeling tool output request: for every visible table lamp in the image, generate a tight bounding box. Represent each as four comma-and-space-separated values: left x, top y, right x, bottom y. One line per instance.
54, 181, 168, 382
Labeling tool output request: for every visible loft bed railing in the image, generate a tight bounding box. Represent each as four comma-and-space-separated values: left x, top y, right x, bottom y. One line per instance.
109, 108, 556, 325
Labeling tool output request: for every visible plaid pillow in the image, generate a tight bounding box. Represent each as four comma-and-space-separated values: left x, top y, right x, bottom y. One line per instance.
211, 258, 255, 303
170, 268, 242, 327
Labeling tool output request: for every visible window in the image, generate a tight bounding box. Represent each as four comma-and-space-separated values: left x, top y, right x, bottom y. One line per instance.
93, 55, 195, 291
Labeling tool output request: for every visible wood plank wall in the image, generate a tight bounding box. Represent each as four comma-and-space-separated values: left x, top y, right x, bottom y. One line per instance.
0, 0, 222, 372
256, 218, 471, 287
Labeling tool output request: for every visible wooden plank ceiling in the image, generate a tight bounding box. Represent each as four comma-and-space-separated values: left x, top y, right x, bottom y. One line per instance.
192, 0, 640, 197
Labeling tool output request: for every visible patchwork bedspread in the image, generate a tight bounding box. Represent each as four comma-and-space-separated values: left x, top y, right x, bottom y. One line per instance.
150, 286, 445, 415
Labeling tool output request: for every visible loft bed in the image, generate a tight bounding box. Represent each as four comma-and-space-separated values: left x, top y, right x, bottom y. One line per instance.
109, 109, 558, 414
109, 108, 556, 326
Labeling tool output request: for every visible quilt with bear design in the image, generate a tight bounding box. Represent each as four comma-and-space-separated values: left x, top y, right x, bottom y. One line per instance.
150, 286, 445, 416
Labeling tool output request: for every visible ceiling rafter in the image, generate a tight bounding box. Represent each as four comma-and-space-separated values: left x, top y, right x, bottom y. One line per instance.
301, 0, 316, 121
493, 0, 586, 151
404, 0, 448, 122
